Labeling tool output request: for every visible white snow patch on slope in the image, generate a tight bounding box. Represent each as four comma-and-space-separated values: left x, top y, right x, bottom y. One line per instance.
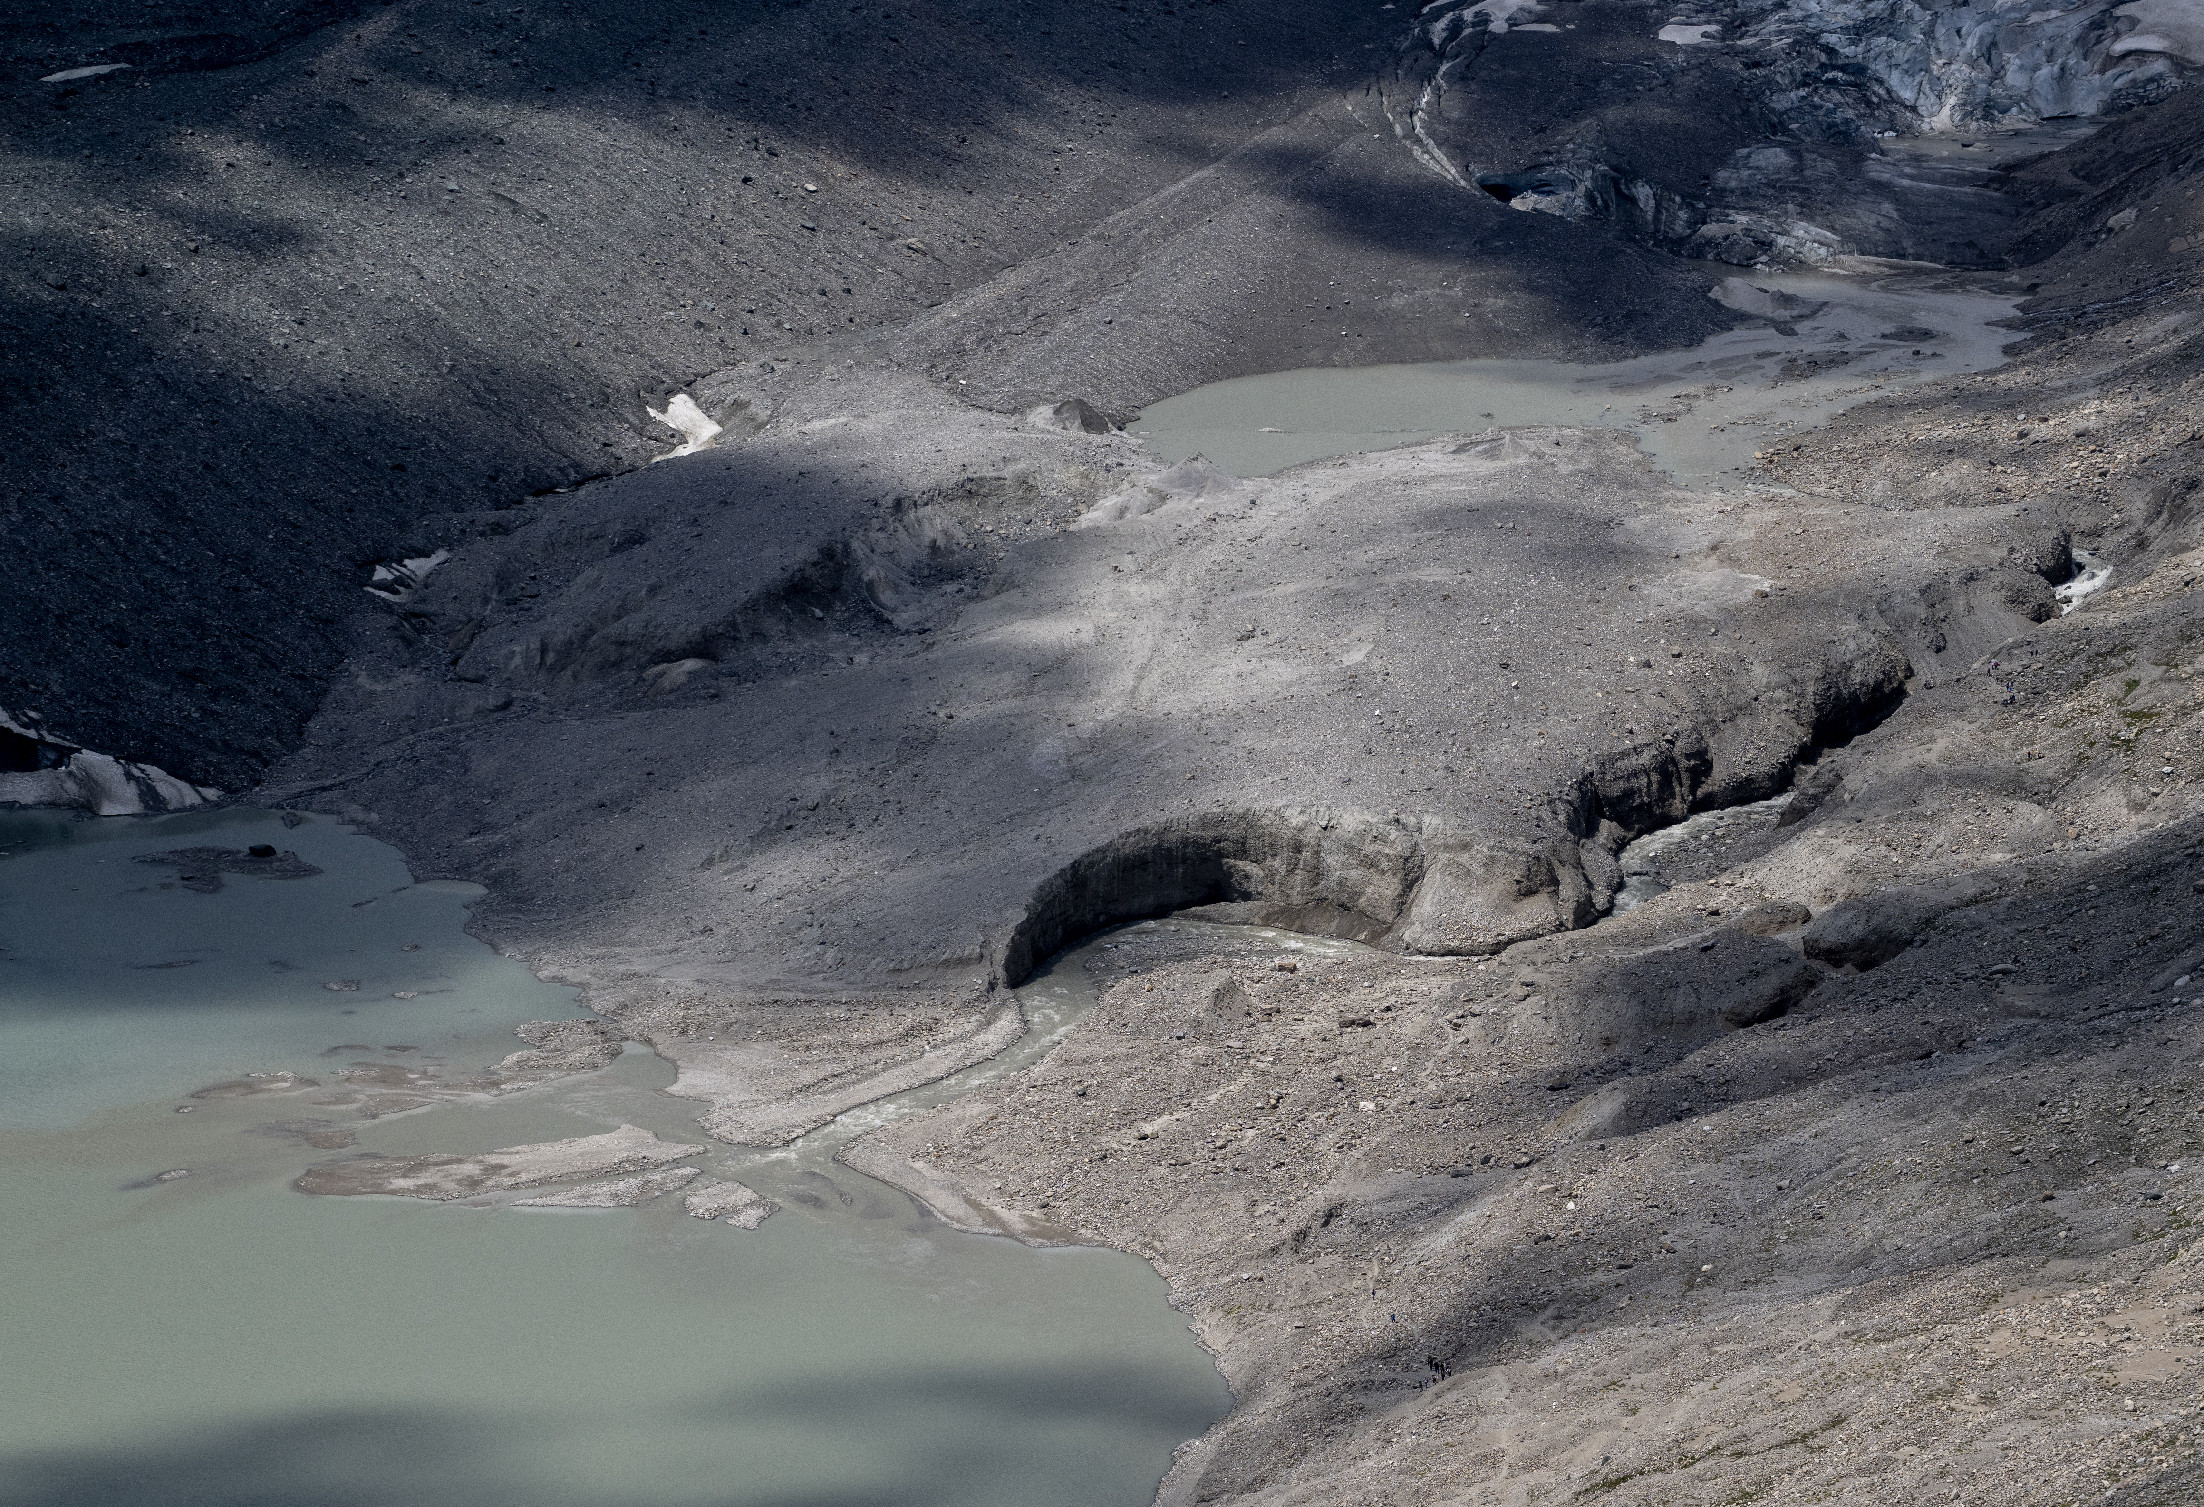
41, 63, 131, 82
1659, 21, 1720, 42
648, 393, 723, 458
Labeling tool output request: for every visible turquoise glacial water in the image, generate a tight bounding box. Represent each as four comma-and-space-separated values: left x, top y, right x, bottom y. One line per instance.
0, 809, 1228, 1507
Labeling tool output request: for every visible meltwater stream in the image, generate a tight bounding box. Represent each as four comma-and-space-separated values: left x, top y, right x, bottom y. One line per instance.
1131, 267, 2021, 487
0, 809, 1228, 1507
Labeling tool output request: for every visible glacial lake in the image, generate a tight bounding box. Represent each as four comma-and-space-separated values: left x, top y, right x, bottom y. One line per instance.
0, 808, 1228, 1507
1131, 268, 2021, 486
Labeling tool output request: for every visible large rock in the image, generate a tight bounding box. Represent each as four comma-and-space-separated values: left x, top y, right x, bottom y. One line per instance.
1393, 836, 1587, 956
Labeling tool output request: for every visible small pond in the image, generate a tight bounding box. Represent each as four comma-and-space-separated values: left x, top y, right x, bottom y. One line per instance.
1131, 269, 2021, 487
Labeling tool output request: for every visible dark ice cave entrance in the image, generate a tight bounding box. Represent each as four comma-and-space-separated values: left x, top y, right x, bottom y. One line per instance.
0, 727, 67, 774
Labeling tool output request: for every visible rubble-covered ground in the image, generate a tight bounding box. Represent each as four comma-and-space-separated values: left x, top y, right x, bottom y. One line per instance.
828, 96, 2204, 1498
14, 0, 2204, 1501
858, 821, 2204, 1503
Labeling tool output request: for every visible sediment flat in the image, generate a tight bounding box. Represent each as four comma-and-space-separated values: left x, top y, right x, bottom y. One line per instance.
294, 1124, 698, 1200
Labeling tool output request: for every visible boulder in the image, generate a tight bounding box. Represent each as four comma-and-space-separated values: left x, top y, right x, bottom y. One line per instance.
1028, 397, 1114, 434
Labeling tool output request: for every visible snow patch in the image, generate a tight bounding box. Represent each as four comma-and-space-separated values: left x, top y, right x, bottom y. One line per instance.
41, 63, 131, 83
1658, 22, 1720, 43
365, 549, 451, 604
0, 710, 219, 816
647, 393, 723, 458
